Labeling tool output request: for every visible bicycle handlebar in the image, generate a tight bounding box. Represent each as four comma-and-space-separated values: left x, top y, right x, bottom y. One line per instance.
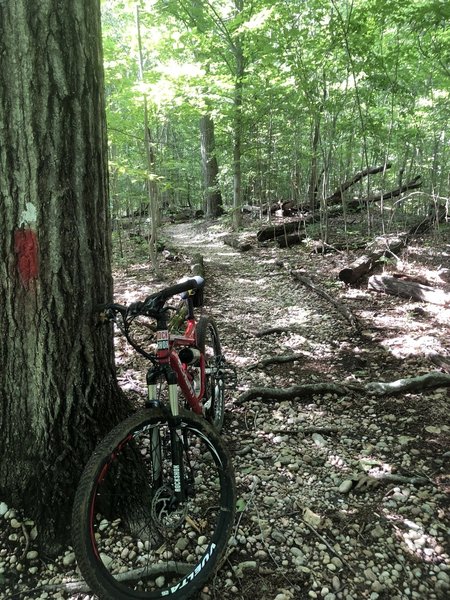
99, 276, 205, 321
152, 276, 204, 303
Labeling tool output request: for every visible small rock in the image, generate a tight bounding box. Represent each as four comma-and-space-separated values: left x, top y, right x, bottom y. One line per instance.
10, 518, 21, 529
370, 525, 384, 539
62, 552, 76, 566
364, 568, 377, 582
332, 576, 341, 591
0, 503, 8, 517
312, 433, 326, 447
100, 553, 113, 568
26, 551, 38, 560
263, 496, 277, 506
271, 530, 286, 543
176, 537, 189, 551
338, 480, 353, 494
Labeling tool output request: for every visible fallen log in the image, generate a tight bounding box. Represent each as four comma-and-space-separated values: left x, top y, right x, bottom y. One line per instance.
236, 382, 349, 404
248, 353, 306, 370
345, 176, 422, 210
428, 353, 450, 373
276, 232, 306, 248
237, 371, 450, 405
326, 163, 392, 205
368, 274, 450, 306
338, 235, 407, 284
257, 218, 311, 242
407, 203, 447, 235
222, 234, 253, 252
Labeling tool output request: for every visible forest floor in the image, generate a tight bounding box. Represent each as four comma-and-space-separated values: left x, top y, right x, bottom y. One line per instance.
1, 214, 450, 600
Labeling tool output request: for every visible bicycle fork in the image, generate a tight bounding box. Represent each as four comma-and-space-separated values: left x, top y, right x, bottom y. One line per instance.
147, 366, 187, 504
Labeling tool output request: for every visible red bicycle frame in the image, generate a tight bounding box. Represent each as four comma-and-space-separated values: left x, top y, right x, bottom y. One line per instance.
155, 317, 205, 415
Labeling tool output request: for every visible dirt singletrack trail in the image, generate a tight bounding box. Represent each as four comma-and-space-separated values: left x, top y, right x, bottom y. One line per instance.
161, 219, 450, 600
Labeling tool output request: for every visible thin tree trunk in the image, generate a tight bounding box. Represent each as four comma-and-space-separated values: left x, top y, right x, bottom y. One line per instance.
136, 5, 160, 276
232, 8, 244, 230
200, 113, 223, 218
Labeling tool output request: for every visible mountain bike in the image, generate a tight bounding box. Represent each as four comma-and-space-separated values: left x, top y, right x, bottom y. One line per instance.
71, 276, 236, 600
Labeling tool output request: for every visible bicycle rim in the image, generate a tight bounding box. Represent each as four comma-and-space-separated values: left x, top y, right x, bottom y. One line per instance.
72, 409, 235, 600
196, 317, 225, 431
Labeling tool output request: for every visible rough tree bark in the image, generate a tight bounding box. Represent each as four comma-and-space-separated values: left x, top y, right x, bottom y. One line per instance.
0, 0, 128, 550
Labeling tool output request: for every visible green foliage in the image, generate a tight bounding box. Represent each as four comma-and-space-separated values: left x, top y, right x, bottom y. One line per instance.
102, 0, 450, 226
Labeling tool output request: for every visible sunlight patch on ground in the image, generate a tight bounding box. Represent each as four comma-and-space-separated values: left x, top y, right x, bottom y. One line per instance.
381, 334, 445, 359
273, 307, 311, 325
215, 250, 240, 258
383, 512, 450, 564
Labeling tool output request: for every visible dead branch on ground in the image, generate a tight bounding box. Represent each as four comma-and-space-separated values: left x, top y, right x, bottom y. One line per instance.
290, 270, 359, 330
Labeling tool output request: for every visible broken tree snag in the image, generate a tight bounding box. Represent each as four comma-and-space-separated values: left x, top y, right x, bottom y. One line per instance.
236, 382, 349, 405
325, 163, 392, 205
368, 275, 450, 306
222, 234, 253, 252
365, 372, 450, 396
338, 234, 407, 284
291, 270, 359, 330
256, 218, 311, 242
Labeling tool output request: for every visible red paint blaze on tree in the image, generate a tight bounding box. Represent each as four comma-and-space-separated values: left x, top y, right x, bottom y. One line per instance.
14, 228, 39, 287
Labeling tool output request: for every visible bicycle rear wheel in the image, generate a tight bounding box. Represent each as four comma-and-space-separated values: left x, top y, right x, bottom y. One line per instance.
196, 317, 225, 431
72, 408, 236, 600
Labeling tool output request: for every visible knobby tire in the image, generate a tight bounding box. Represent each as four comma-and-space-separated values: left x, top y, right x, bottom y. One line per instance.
196, 317, 225, 431
72, 408, 236, 600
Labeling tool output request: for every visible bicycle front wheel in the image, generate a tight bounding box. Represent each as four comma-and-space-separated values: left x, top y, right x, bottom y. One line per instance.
72, 408, 236, 600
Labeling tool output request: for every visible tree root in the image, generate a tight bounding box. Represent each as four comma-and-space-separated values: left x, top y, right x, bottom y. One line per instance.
248, 353, 306, 370
236, 383, 350, 404
237, 371, 450, 404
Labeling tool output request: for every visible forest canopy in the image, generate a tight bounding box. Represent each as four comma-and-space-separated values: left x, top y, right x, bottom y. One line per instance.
102, 0, 450, 224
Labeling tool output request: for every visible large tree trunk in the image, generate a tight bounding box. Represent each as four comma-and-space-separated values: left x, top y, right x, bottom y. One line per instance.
200, 114, 223, 218
0, 0, 128, 550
